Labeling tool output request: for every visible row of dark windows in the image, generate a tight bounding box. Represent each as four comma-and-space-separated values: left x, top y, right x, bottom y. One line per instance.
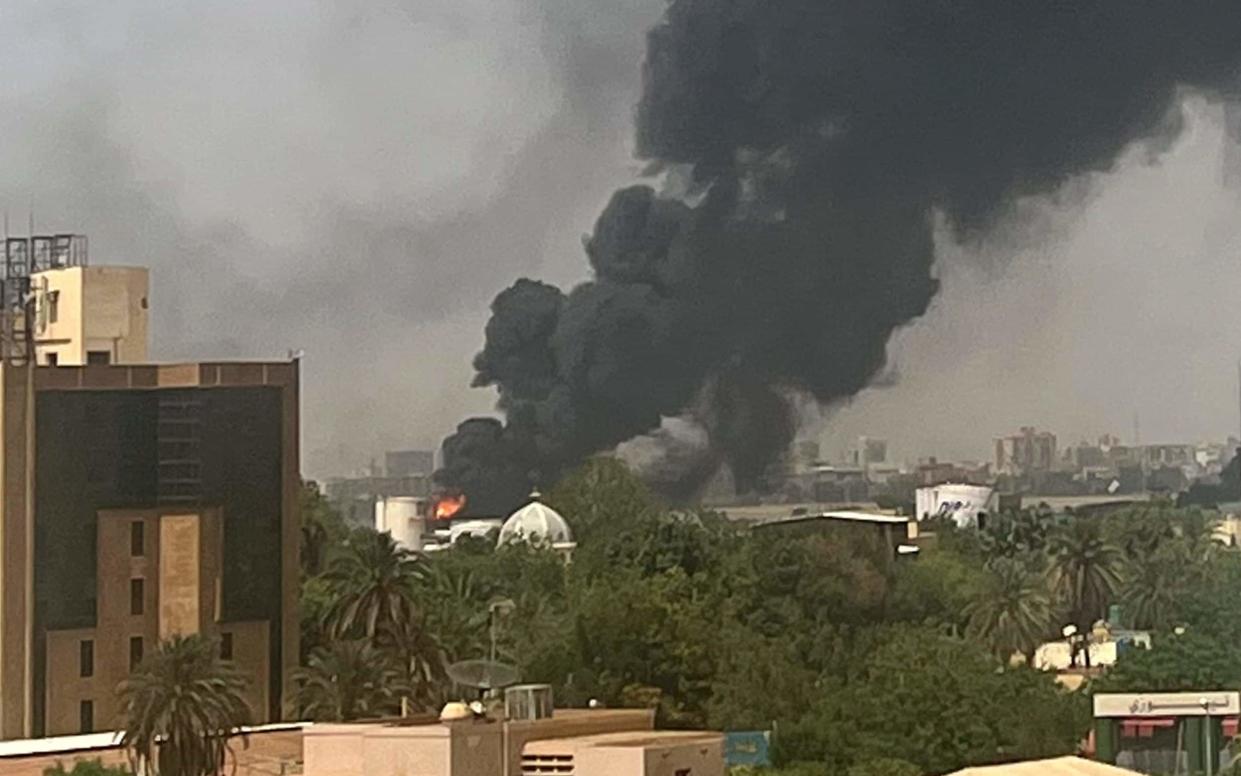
79, 632, 235, 678
77, 631, 234, 733
79, 635, 145, 678
44, 352, 112, 367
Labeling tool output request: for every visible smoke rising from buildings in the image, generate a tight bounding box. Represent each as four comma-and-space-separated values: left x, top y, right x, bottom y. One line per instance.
439, 0, 1241, 511
0, 0, 664, 476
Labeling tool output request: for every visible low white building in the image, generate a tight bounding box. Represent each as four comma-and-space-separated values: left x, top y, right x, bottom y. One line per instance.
915, 483, 996, 527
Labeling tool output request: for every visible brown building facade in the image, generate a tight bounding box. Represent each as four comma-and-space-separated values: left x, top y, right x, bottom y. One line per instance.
0, 361, 299, 739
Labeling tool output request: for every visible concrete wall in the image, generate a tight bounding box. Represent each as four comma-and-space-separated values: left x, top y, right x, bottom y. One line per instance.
34, 267, 149, 366
42, 508, 274, 736
45, 509, 225, 736
520, 729, 725, 776
303, 710, 659, 776
0, 365, 34, 739
0, 361, 298, 740
225, 620, 271, 723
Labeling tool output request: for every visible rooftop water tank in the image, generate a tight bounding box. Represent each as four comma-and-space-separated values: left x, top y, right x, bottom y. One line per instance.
505, 684, 554, 721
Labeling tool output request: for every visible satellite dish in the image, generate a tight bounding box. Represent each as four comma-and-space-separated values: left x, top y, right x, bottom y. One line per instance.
446, 659, 520, 692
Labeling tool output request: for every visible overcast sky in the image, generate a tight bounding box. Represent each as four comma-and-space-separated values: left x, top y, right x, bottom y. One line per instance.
2, 2, 1239, 477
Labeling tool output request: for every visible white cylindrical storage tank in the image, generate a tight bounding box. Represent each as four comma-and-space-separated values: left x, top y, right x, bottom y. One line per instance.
376, 496, 426, 551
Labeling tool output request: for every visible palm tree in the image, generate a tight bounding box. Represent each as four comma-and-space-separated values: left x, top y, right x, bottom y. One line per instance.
1121, 511, 1217, 631
1049, 519, 1124, 666
292, 640, 406, 721
1122, 548, 1185, 631
118, 635, 252, 776
300, 481, 346, 578
322, 530, 424, 639
964, 558, 1054, 664
384, 617, 448, 713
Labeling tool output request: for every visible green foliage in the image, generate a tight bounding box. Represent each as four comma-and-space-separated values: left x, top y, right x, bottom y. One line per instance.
292, 640, 407, 721
118, 635, 252, 776
887, 543, 985, 628
1048, 518, 1124, 638
300, 480, 348, 579
322, 529, 424, 639
979, 508, 1058, 567
964, 557, 1054, 662
296, 457, 1167, 774
1092, 631, 1241, 693
846, 758, 923, 776
729, 765, 829, 776
771, 627, 1084, 774
546, 457, 660, 549
44, 761, 131, 776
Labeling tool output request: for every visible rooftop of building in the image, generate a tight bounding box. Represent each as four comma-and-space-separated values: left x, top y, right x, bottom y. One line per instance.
524, 729, 723, 751
949, 756, 1139, 775
29, 359, 298, 391
753, 510, 910, 529
0, 723, 305, 776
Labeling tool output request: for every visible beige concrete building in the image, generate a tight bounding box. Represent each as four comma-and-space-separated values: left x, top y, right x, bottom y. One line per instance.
304, 708, 725, 776
30, 266, 149, 366
0, 361, 300, 739
0, 723, 304, 776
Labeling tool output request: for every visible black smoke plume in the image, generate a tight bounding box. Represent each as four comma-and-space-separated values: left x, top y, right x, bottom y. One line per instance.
438, 0, 1241, 514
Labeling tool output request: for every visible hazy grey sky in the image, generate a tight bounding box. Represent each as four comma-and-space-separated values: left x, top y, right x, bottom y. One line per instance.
818, 96, 1241, 465
1, 3, 1238, 476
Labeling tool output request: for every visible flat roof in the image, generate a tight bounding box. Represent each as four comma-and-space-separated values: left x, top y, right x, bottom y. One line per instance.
524, 730, 722, 751
0, 722, 306, 760
32, 360, 297, 391
950, 756, 1140, 775
754, 510, 910, 529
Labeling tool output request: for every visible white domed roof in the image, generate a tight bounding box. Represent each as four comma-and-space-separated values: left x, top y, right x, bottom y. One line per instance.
498, 492, 574, 547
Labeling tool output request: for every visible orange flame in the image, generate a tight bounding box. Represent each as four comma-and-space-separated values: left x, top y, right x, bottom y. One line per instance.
433, 494, 467, 521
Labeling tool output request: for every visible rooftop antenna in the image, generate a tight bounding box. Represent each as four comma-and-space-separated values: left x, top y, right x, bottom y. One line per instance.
1133, 411, 1141, 447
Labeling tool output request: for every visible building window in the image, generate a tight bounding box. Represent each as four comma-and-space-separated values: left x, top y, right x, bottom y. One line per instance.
47, 290, 59, 323
219, 632, 233, 661
130, 578, 144, 616
130, 636, 144, 671
86, 351, 111, 366
46, 352, 58, 367
130, 521, 144, 557
79, 640, 94, 678
79, 700, 93, 733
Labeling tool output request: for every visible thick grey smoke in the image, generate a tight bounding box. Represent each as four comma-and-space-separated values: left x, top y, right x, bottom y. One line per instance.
439, 0, 1241, 511
0, 0, 663, 475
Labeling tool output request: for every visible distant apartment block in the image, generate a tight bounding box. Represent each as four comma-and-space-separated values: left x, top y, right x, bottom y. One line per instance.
384, 449, 434, 478
849, 436, 888, 467
995, 427, 1057, 474
325, 450, 434, 526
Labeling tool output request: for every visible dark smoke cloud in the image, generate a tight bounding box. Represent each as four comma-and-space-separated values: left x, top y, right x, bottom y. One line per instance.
0, 0, 664, 476
444, 1, 1241, 514
440, 0, 1241, 513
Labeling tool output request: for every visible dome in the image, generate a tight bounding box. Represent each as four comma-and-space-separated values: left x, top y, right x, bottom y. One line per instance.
498, 491, 574, 548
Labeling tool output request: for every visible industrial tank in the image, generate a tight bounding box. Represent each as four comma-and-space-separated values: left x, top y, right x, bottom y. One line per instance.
374, 496, 426, 551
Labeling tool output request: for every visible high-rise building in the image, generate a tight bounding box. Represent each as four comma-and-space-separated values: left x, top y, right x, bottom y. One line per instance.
0, 360, 300, 739
995, 427, 1057, 475
0, 237, 299, 739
